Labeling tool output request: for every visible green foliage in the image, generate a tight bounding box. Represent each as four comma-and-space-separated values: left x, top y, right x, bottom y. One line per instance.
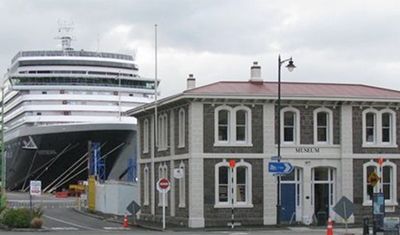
1, 208, 31, 228
32, 207, 44, 218
30, 217, 43, 229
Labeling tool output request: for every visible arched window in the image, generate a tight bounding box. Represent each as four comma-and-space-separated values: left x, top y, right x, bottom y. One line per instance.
143, 165, 149, 205
217, 108, 230, 142
214, 105, 252, 146
157, 114, 169, 150
143, 119, 149, 153
365, 111, 377, 143
178, 109, 185, 148
380, 109, 396, 145
215, 159, 253, 207
178, 161, 185, 208
363, 160, 397, 205
313, 108, 333, 144
233, 106, 252, 144
281, 107, 300, 144
362, 108, 397, 147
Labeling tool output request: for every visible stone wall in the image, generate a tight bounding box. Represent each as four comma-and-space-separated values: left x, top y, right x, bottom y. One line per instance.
174, 106, 189, 155
203, 158, 263, 226
274, 105, 341, 145
352, 159, 400, 223
352, 107, 400, 153
203, 104, 264, 153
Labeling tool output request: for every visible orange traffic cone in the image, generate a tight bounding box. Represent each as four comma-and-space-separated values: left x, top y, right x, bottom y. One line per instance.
326, 217, 333, 235
123, 214, 129, 228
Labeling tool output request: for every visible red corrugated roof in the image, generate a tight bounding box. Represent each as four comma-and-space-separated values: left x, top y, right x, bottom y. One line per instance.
184, 81, 400, 99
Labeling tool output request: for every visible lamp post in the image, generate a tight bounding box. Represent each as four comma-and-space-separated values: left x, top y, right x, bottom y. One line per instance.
276, 55, 296, 225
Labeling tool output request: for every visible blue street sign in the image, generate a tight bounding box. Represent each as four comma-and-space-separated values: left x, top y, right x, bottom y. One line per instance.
268, 162, 293, 174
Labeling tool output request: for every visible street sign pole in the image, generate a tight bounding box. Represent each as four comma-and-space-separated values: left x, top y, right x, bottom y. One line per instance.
162, 189, 165, 230
157, 178, 170, 230
231, 166, 234, 229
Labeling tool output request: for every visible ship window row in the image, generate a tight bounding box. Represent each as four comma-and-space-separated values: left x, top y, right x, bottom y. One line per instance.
19, 70, 138, 78
18, 60, 138, 70
11, 77, 155, 90
12, 50, 133, 63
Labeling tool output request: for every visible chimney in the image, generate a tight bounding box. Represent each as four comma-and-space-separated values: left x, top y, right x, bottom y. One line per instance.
250, 61, 262, 83
187, 74, 196, 89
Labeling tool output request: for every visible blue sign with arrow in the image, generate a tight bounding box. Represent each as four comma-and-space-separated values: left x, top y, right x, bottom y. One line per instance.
268, 162, 293, 174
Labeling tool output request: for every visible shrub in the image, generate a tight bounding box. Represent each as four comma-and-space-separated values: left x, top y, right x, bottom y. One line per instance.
30, 217, 43, 229
32, 207, 44, 218
1, 208, 31, 228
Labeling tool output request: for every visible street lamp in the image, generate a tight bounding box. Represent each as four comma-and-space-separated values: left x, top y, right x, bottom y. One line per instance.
276, 55, 296, 225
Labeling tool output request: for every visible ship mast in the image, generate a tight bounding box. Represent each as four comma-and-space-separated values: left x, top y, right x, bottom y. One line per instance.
55, 20, 74, 51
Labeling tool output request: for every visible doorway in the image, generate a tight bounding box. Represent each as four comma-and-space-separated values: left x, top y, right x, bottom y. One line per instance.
312, 167, 335, 225
281, 167, 302, 223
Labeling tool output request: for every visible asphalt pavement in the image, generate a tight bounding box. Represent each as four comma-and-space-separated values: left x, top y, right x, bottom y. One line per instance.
2, 192, 367, 234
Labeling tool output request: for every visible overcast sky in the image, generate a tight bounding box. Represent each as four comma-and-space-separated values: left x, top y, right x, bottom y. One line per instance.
1, 0, 400, 97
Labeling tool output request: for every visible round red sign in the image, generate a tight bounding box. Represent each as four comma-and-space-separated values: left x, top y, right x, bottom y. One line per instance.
158, 178, 170, 189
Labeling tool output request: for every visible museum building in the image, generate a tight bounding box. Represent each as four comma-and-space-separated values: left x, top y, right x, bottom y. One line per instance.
128, 62, 400, 228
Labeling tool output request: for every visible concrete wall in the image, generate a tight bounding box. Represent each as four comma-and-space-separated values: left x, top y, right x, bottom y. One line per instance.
95, 182, 139, 215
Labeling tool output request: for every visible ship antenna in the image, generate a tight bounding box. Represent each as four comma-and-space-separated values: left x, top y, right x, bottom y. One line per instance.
55, 20, 74, 51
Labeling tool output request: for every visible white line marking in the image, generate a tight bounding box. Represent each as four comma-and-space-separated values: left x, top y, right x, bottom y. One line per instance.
103, 227, 130, 230
51, 227, 79, 231
43, 215, 101, 231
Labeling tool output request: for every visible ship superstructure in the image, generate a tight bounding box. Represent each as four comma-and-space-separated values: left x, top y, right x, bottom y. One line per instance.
2, 27, 155, 191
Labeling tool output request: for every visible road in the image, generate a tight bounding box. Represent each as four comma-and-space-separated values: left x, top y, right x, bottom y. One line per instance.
3, 192, 366, 234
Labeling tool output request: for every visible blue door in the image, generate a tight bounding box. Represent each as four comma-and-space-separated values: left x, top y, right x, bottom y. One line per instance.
281, 184, 296, 222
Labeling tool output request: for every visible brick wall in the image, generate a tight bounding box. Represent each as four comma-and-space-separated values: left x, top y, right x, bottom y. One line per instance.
353, 159, 400, 223
274, 105, 341, 145
174, 106, 189, 155
203, 158, 263, 226
203, 104, 263, 153
352, 107, 400, 153
173, 159, 189, 226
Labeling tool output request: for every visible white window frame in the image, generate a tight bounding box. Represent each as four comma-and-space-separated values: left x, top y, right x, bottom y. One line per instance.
158, 163, 168, 206
178, 161, 186, 208
215, 106, 232, 145
362, 160, 397, 206
143, 165, 149, 205
281, 107, 300, 145
178, 108, 185, 148
311, 167, 335, 208
362, 108, 397, 148
214, 159, 253, 208
143, 119, 149, 153
313, 108, 333, 145
214, 105, 252, 146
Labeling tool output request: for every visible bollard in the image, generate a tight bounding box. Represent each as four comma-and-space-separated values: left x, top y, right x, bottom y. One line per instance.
363, 217, 369, 235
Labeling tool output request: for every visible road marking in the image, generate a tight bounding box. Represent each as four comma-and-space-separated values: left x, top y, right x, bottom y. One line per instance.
103, 227, 130, 230
50, 227, 79, 231
43, 215, 101, 231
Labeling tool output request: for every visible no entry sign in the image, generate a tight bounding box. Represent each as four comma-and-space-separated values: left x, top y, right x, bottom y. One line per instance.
157, 178, 170, 192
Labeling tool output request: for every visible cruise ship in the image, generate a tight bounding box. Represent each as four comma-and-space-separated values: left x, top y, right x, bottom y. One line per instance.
2, 28, 155, 191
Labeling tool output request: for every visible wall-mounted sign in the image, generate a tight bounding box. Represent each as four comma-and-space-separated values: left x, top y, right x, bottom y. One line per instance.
295, 147, 320, 153
173, 168, 184, 179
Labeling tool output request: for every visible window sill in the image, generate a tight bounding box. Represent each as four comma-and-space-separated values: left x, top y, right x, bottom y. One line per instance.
143, 150, 149, 154
362, 143, 398, 148
157, 147, 169, 152
178, 203, 186, 208
362, 201, 398, 207
214, 203, 253, 208
177, 145, 185, 149
213, 142, 253, 147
